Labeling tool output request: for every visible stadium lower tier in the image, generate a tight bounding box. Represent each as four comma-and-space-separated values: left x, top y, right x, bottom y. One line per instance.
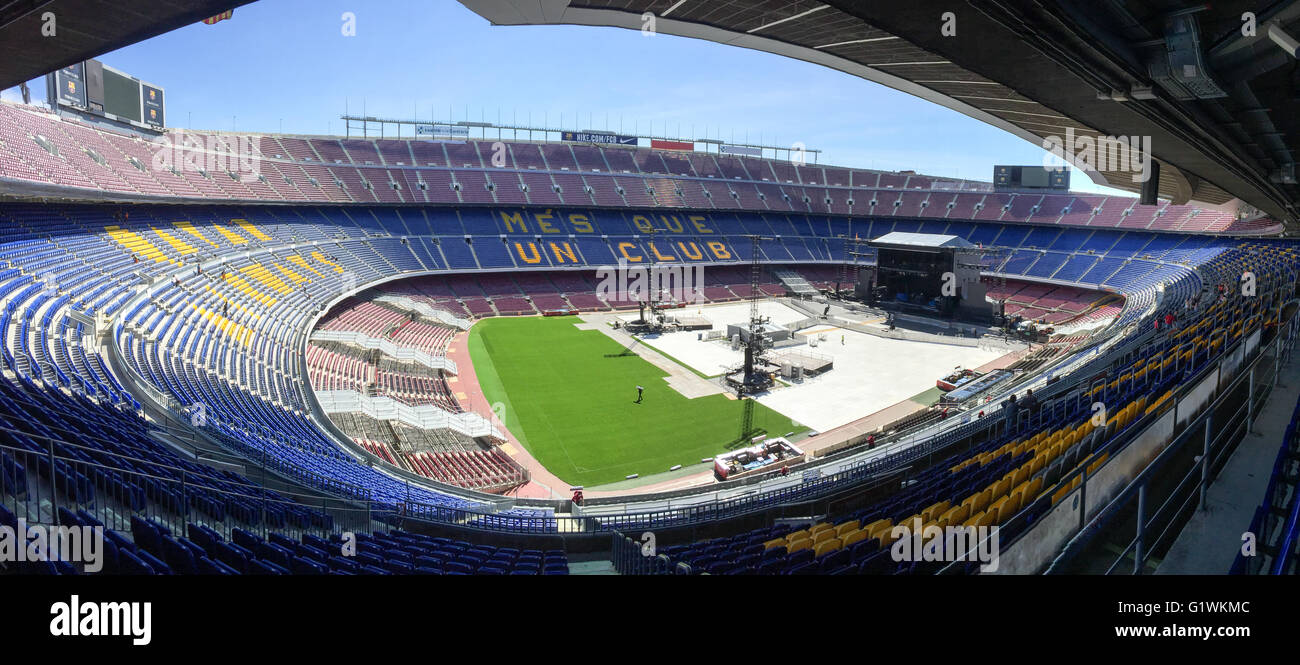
0, 507, 569, 575
0, 201, 1296, 555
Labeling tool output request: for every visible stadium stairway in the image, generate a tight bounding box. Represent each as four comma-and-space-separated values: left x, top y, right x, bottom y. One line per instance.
773, 269, 817, 297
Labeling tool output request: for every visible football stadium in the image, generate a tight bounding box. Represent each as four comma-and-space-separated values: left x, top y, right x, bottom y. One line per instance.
1, 1, 1299, 620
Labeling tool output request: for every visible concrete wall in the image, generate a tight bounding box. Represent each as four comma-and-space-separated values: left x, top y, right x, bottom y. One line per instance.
1085, 409, 1175, 518
1177, 368, 1219, 430
995, 485, 1082, 574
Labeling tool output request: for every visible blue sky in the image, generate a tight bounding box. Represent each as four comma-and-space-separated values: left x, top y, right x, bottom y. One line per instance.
2, 0, 1125, 194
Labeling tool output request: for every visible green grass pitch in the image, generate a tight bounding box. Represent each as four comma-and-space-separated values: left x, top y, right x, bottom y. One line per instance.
468, 316, 805, 487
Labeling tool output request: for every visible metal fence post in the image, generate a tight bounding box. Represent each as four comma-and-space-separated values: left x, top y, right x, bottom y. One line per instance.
1078, 465, 1088, 530
260, 449, 268, 538
47, 435, 60, 526
1134, 483, 1146, 575
1247, 367, 1255, 434
1199, 414, 1211, 511
1276, 334, 1282, 387
181, 469, 188, 525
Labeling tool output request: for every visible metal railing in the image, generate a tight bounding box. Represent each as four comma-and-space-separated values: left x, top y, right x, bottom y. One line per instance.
0, 434, 377, 544
958, 310, 1298, 575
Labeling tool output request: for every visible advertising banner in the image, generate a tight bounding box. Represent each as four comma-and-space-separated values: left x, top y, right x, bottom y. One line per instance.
651, 139, 694, 151
562, 131, 637, 145
417, 124, 469, 139
719, 144, 761, 157
142, 84, 164, 128
54, 64, 87, 109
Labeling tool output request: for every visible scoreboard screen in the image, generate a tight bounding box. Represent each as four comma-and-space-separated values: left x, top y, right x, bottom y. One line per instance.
47, 59, 164, 130
102, 69, 142, 123
994, 165, 1069, 191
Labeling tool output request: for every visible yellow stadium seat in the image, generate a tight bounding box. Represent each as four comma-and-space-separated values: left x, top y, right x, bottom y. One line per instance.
841, 529, 867, 548
814, 539, 843, 558
835, 520, 860, 538
808, 523, 832, 537
871, 524, 898, 545
787, 538, 813, 554
921, 501, 950, 523
1087, 453, 1109, 474
1050, 483, 1075, 505
812, 529, 837, 546
763, 538, 786, 550
987, 496, 1010, 523
1003, 491, 1023, 518
862, 519, 891, 536
1008, 484, 1028, 512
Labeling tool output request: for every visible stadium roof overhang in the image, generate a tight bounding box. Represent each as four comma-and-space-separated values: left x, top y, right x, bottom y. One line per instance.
871, 232, 974, 250
0, 0, 256, 91
459, 0, 1300, 233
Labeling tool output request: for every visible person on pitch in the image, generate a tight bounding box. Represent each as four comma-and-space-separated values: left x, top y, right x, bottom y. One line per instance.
635, 385, 644, 403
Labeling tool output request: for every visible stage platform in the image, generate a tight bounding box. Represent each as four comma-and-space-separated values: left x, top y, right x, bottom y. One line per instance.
770, 350, 834, 376
670, 314, 713, 330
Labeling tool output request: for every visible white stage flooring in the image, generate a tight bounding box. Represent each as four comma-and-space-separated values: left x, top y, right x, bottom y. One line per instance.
627, 301, 1006, 432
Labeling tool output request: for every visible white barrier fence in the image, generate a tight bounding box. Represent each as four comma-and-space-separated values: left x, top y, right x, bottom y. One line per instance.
376, 295, 473, 330
309, 330, 458, 374
314, 390, 502, 440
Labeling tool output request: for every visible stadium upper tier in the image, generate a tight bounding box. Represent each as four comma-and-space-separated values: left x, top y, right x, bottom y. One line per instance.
0, 102, 1281, 236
